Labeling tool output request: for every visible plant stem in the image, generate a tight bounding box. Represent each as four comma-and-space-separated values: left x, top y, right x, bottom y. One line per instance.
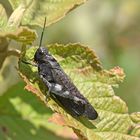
7, 49, 21, 57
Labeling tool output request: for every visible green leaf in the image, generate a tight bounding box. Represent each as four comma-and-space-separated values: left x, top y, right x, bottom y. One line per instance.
0, 24, 36, 69
0, 4, 8, 29
0, 82, 76, 140
18, 43, 140, 140
0, 3, 37, 44
8, 0, 87, 27
0, 27, 37, 44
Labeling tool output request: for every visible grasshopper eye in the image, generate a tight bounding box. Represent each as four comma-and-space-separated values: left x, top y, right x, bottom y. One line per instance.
38, 50, 43, 55
37, 48, 44, 55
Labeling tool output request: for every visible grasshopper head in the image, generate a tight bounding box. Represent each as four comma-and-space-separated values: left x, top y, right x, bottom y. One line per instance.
34, 47, 49, 63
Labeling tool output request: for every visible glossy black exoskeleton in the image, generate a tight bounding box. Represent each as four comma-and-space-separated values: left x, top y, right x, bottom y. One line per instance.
24, 18, 98, 120
34, 46, 98, 120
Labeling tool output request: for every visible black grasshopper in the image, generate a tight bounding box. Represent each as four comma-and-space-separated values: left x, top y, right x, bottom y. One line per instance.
24, 18, 98, 120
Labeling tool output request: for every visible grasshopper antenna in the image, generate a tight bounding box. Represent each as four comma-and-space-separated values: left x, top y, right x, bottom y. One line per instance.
21, 17, 47, 65
39, 17, 47, 48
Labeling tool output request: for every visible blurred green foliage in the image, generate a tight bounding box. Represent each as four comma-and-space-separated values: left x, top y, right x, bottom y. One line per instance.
0, 82, 75, 140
